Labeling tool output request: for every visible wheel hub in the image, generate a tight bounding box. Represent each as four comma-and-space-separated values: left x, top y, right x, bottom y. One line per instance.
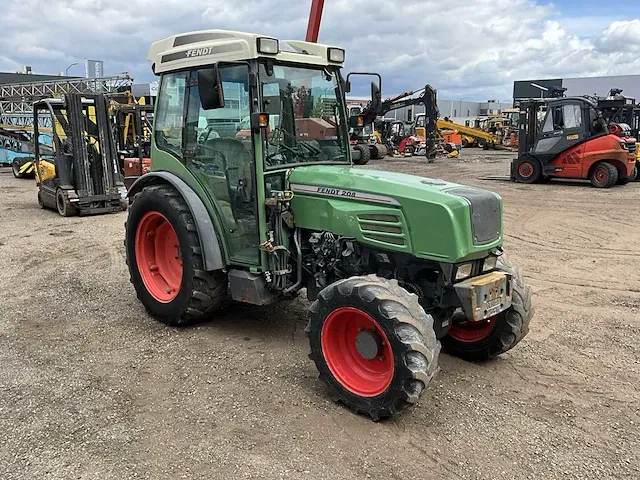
518, 162, 533, 177
355, 329, 383, 360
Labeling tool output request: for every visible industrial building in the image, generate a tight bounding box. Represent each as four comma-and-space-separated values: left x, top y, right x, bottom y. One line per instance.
347, 97, 513, 125
514, 73, 640, 103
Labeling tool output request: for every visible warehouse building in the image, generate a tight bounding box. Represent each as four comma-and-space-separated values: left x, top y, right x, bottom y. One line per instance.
513, 74, 640, 103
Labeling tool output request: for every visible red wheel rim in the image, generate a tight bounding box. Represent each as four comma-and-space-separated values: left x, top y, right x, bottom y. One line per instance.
518, 162, 533, 178
448, 317, 496, 342
321, 307, 394, 397
135, 211, 183, 303
594, 167, 608, 183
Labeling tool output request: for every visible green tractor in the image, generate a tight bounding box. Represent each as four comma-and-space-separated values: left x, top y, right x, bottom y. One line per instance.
125, 30, 534, 420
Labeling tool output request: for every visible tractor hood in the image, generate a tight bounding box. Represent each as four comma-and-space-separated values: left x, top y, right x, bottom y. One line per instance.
288, 165, 503, 263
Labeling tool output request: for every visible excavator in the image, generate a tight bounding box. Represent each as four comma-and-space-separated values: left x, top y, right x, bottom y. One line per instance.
348, 79, 441, 159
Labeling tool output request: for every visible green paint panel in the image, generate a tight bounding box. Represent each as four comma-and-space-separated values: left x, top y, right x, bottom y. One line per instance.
289, 165, 503, 263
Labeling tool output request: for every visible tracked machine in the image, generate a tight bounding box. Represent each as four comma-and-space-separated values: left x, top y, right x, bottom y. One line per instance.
125, 30, 534, 420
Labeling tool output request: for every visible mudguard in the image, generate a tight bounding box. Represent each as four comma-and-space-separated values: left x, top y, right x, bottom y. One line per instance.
127, 171, 225, 271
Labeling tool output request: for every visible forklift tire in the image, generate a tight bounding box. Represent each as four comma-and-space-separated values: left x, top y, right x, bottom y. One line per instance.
306, 275, 440, 420
513, 157, 543, 184
125, 184, 227, 326
635, 162, 640, 181
352, 144, 371, 165
442, 256, 533, 361
589, 162, 618, 188
617, 166, 637, 185
37, 191, 44, 209
56, 189, 76, 217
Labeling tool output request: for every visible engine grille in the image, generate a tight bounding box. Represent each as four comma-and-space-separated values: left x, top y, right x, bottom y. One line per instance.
626, 141, 637, 153
357, 214, 406, 247
447, 187, 501, 245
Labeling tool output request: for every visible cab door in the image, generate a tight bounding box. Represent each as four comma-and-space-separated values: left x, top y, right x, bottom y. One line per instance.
183, 65, 260, 265
532, 101, 587, 171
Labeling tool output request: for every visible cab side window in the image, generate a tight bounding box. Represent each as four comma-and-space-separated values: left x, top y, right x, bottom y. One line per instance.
154, 72, 187, 158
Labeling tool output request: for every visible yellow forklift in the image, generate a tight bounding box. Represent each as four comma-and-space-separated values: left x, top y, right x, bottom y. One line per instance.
33, 93, 127, 216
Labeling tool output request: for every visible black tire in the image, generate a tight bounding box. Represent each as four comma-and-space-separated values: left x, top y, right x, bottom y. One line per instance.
403, 145, 415, 157
513, 156, 543, 184
306, 275, 440, 420
368, 145, 379, 160
589, 161, 618, 188
442, 256, 534, 361
12, 159, 24, 179
56, 189, 75, 217
461, 138, 469, 148
634, 161, 640, 182
376, 144, 388, 158
617, 166, 637, 185
37, 191, 44, 209
352, 144, 371, 165
125, 184, 228, 326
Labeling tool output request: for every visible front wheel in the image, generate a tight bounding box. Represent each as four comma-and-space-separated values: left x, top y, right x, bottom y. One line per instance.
352, 144, 371, 165
306, 275, 440, 420
513, 157, 543, 184
56, 189, 76, 217
442, 256, 534, 361
125, 184, 227, 326
12, 159, 24, 179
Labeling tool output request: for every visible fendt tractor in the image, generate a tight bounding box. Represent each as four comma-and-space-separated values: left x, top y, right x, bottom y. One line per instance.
125, 30, 534, 420
511, 88, 637, 188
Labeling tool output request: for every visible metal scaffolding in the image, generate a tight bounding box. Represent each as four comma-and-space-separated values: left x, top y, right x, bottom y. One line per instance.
0, 74, 133, 154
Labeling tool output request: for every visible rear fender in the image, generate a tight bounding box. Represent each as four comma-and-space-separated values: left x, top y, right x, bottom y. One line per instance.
127, 172, 224, 271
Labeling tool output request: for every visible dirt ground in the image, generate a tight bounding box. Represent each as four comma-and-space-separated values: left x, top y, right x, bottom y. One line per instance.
1, 151, 638, 480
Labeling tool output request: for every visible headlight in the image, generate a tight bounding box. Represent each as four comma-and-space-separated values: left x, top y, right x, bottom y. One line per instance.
327, 47, 345, 63
455, 263, 473, 281
257, 37, 279, 55
482, 255, 498, 272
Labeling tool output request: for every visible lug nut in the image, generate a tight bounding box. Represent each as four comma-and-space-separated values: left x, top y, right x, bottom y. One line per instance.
149, 265, 158, 272
379, 355, 385, 361
358, 326, 364, 332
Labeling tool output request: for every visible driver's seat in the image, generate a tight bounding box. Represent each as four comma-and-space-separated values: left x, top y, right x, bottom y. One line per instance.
203, 137, 255, 219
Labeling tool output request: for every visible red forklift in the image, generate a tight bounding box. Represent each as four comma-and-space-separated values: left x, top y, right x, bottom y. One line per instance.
511, 88, 637, 188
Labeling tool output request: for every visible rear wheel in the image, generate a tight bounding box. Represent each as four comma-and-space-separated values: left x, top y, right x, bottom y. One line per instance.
589, 162, 618, 188
125, 184, 227, 326
442, 256, 534, 361
56, 189, 75, 217
617, 166, 637, 185
307, 275, 440, 420
375, 144, 388, 158
352, 144, 371, 165
513, 157, 543, 184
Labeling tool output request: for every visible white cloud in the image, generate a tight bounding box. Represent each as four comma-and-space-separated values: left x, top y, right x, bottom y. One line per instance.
0, 0, 639, 101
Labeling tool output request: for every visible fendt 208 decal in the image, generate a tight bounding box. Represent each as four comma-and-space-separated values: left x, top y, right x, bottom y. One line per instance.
290, 184, 401, 205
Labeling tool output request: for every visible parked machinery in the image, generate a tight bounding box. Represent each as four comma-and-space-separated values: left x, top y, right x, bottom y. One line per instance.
125, 29, 534, 420
112, 101, 155, 188
511, 89, 637, 188
349, 79, 440, 159
33, 93, 127, 216
348, 105, 387, 163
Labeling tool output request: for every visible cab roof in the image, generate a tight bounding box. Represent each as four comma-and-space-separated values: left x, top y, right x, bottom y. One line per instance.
148, 29, 345, 74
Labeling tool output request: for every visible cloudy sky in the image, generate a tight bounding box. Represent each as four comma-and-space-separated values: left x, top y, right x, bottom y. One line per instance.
1, 0, 639, 100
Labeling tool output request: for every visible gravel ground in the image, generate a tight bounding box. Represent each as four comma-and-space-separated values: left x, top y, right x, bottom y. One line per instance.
0, 151, 639, 480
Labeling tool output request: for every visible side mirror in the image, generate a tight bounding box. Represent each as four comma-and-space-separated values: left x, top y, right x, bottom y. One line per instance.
345, 79, 351, 93
198, 66, 225, 110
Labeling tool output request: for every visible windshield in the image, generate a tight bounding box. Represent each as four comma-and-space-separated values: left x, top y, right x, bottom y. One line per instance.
259, 63, 349, 168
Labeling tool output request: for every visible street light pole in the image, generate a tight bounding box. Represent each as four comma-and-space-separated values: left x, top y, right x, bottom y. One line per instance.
65, 62, 79, 76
